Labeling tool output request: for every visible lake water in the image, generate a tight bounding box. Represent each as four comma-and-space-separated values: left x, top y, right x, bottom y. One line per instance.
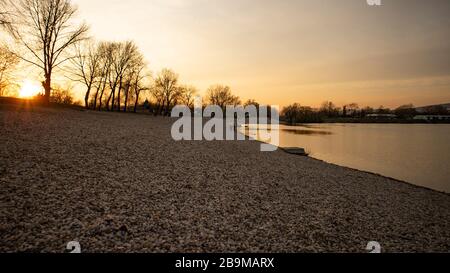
244, 124, 450, 193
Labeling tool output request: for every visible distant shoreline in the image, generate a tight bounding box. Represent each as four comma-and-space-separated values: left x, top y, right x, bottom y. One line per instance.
281, 118, 450, 125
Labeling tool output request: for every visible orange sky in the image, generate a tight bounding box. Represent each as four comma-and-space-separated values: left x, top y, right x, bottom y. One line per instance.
60, 0, 450, 108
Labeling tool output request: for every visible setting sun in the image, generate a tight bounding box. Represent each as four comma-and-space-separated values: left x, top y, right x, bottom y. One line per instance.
18, 81, 41, 98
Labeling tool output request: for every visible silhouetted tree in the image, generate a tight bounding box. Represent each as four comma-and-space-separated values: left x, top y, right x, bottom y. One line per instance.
104, 41, 139, 111
343, 103, 359, 117
153, 68, 180, 115
122, 51, 147, 112
281, 103, 321, 124
0, 45, 19, 96
244, 99, 260, 109
320, 101, 340, 118
178, 85, 197, 109
70, 41, 102, 108
281, 103, 301, 125
361, 106, 374, 117
116, 42, 139, 112
132, 66, 150, 113
2, 0, 89, 103
149, 84, 163, 115
95, 42, 113, 110
206, 84, 241, 110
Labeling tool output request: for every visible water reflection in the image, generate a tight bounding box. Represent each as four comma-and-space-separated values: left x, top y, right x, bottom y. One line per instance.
243, 125, 333, 136
243, 123, 450, 193
281, 128, 332, 136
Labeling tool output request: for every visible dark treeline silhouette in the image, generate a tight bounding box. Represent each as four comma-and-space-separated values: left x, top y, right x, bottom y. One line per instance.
280, 102, 450, 124
70, 40, 149, 112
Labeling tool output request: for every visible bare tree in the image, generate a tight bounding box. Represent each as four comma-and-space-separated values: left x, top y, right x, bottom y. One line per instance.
206, 84, 241, 110
153, 68, 180, 115
343, 103, 359, 117
0, 45, 19, 96
115, 42, 136, 111
1, 0, 88, 103
178, 85, 197, 109
281, 103, 321, 124
130, 59, 149, 113
91, 42, 110, 110
104, 41, 139, 111
320, 101, 340, 118
69, 41, 101, 108
150, 83, 164, 115
105, 43, 118, 111
121, 46, 146, 112
244, 99, 260, 109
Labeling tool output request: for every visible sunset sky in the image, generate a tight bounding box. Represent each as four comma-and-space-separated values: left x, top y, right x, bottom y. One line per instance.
67, 0, 450, 108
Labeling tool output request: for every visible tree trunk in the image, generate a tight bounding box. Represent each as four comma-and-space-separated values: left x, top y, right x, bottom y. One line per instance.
84, 85, 91, 109
134, 91, 140, 113
110, 87, 115, 111
155, 102, 161, 116
124, 90, 128, 112
106, 88, 113, 111
93, 88, 99, 110
117, 78, 123, 112
43, 74, 51, 104
165, 98, 171, 116
98, 90, 104, 110
98, 78, 107, 111
124, 83, 131, 112
99, 88, 105, 111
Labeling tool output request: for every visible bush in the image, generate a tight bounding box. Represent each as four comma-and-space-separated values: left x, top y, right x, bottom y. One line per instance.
50, 86, 74, 105
281, 103, 322, 124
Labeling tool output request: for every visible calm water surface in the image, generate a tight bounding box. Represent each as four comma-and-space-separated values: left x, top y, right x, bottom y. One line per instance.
246, 124, 450, 193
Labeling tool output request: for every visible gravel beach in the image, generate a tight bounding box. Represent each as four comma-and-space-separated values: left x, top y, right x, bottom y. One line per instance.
1, 104, 449, 253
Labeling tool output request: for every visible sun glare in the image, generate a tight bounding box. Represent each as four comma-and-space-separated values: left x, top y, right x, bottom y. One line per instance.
19, 81, 42, 98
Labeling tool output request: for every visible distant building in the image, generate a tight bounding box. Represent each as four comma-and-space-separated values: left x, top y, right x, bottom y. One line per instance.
413, 115, 450, 121
366, 114, 397, 119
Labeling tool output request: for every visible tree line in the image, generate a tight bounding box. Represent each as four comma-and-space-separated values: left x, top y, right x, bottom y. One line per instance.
280, 101, 450, 124
0, 0, 261, 114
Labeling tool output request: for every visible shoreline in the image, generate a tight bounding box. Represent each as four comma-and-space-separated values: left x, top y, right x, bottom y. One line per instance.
243, 123, 450, 194
1, 105, 449, 252
246, 131, 450, 196
245, 134, 446, 195
305, 155, 450, 196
